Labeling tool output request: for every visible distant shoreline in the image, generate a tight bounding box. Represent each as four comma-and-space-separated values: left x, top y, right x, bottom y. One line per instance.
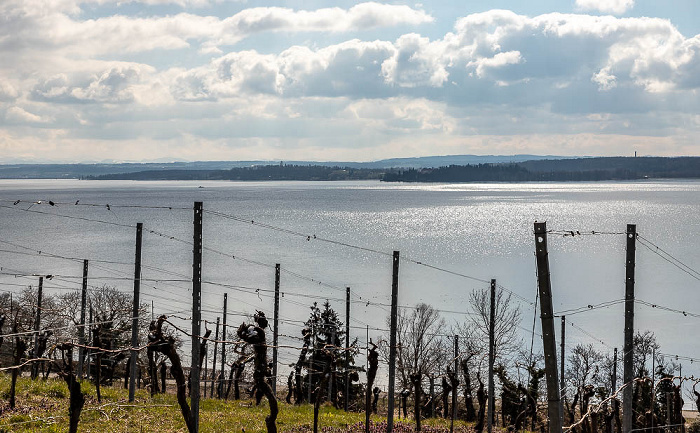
1, 156, 699, 182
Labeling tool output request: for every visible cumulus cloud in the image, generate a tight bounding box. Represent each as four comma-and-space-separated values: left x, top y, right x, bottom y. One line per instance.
381, 34, 449, 87
31, 65, 157, 103
171, 40, 397, 99
0, 2, 432, 61
168, 11, 700, 103
468, 51, 523, 79
226, 3, 432, 33
575, 0, 635, 15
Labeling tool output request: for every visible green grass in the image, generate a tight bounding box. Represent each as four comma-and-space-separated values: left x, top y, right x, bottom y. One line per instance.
0, 375, 474, 432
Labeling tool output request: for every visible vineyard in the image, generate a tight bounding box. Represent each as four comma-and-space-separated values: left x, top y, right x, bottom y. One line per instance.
0, 194, 699, 433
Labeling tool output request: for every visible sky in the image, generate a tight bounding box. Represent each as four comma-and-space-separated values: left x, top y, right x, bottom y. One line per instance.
0, 0, 699, 163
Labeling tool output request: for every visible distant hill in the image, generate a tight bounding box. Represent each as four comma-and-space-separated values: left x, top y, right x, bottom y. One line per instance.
382, 157, 700, 182
349, 154, 564, 169
3, 155, 698, 182
0, 155, 568, 179
91, 165, 385, 181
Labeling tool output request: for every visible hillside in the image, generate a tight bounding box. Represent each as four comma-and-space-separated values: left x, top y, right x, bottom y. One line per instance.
382, 157, 700, 182
0, 155, 564, 179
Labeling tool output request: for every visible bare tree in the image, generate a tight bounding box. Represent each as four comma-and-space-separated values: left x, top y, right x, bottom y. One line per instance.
55, 285, 148, 382
565, 343, 604, 427
566, 343, 604, 394
453, 322, 480, 422
633, 331, 676, 380
468, 285, 522, 366
381, 303, 448, 390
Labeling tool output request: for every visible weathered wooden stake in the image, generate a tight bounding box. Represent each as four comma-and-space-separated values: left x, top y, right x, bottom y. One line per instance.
87, 305, 92, 381
612, 347, 618, 392
78, 259, 89, 378
10, 323, 26, 409
203, 350, 207, 397
623, 224, 636, 433
487, 279, 496, 433
210, 317, 219, 398
31, 276, 43, 379
219, 292, 227, 398
534, 222, 563, 433
652, 347, 656, 433
309, 321, 315, 403
451, 334, 458, 433
328, 328, 335, 401
387, 250, 400, 432
611, 347, 618, 433
345, 286, 351, 411
560, 314, 566, 416
272, 264, 280, 394
191, 201, 203, 432
666, 392, 672, 433
129, 222, 143, 402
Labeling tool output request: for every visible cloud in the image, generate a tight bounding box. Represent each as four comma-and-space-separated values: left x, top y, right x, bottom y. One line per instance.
467, 51, 523, 79
575, 0, 635, 15
172, 40, 397, 99
0, 82, 19, 101
2, 5, 699, 162
31, 65, 157, 103
227, 3, 432, 33
381, 33, 449, 87
70, 67, 147, 102
168, 11, 700, 106
0, 2, 432, 62
345, 97, 457, 133
5, 106, 50, 124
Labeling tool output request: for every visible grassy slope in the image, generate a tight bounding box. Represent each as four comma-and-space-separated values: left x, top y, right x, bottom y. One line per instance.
0, 375, 473, 432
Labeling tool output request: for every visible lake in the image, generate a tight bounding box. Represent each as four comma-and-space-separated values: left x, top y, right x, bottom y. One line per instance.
1, 179, 699, 397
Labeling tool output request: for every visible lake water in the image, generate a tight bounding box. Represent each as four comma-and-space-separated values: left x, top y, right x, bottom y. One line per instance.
1, 179, 699, 397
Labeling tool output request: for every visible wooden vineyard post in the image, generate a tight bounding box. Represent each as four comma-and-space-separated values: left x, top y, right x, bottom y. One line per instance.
387, 251, 400, 432
129, 222, 142, 402
611, 347, 618, 433
31, 276, 43, 379
272, 264, 280, 394
78, 259, 88, 378
534, 222, 563, 433
345, 286, 350, 411
451, 334, 459, 433
191, 201, 203, 432
487, 279, 496, 433
220, 293, 228, 398
623, 224, 636, 433
211, 317, 219, 398
560, 314, 566, 418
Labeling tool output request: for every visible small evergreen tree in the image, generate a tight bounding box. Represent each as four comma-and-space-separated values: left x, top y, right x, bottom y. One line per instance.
293, 301, 361, 407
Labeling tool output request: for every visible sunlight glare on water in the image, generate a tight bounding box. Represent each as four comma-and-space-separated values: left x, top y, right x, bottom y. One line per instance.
1, 179, 699, 388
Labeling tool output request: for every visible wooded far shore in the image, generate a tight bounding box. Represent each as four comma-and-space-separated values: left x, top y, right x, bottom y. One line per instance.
2, 156, 700, 182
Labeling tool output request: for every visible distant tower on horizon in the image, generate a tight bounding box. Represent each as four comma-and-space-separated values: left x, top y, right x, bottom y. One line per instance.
634, 151, 637, 157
